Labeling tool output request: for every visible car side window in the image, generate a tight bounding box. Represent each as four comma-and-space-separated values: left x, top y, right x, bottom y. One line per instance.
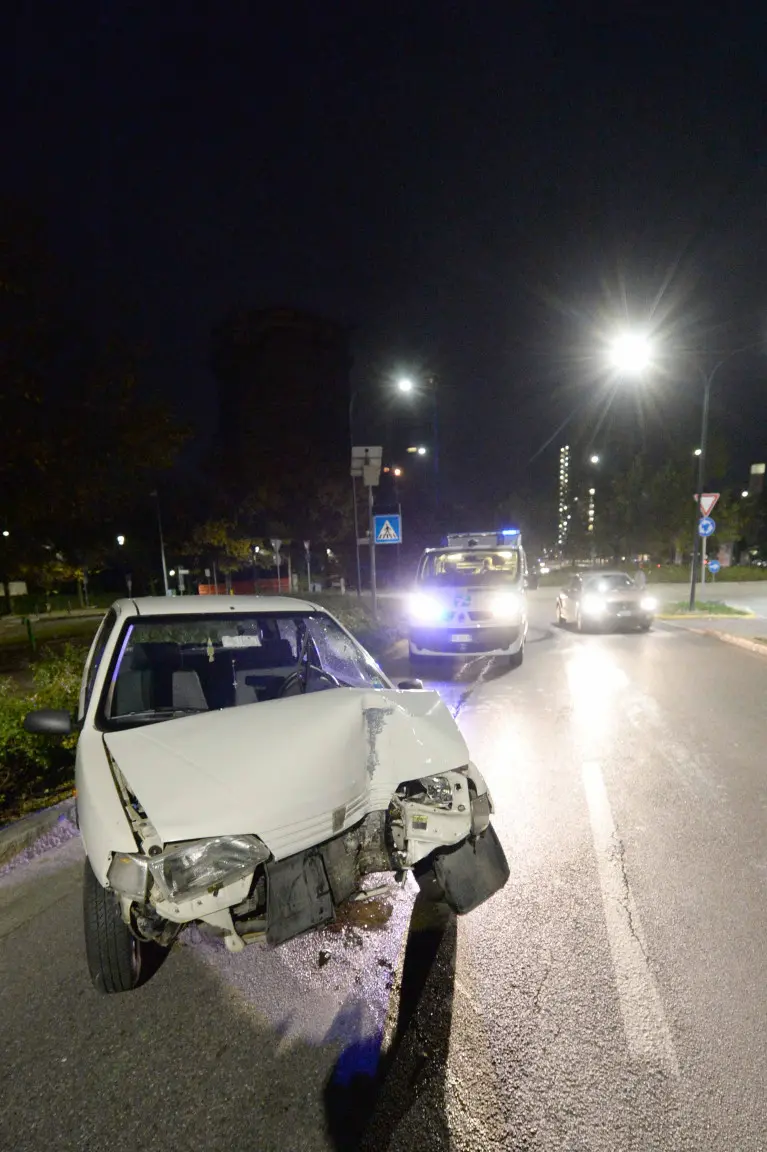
81, 610, 116, 718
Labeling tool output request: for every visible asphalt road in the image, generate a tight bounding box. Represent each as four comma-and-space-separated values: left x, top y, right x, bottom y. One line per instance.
2, 592, 767, 1149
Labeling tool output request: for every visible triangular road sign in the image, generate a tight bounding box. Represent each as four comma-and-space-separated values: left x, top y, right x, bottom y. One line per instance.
694, 493, 719, 517
376, 519, 398, 541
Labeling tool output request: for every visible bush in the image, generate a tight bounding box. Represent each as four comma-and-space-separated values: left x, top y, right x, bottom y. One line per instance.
0, 645, 83, 817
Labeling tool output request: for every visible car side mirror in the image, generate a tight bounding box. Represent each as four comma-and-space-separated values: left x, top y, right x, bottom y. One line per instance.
23, 709, 73, 736
398, 679, 424, 691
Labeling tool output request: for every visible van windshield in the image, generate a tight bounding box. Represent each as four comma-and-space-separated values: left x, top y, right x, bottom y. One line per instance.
420, 549, 522, 586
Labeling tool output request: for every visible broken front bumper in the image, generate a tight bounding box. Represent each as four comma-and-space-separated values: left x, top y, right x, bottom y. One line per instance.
132, 784, 509, 951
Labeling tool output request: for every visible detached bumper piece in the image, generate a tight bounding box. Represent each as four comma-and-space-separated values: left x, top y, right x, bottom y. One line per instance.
415, 823, 510, 914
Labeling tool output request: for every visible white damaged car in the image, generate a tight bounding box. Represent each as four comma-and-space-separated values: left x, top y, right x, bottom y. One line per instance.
24, 597, 509, 993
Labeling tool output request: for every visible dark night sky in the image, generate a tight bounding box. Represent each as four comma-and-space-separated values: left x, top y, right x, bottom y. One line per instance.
4, 1, 767, 510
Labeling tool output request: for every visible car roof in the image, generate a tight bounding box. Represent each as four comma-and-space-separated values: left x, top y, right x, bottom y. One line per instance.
580, 570, 633, 580
111, 595, 321, 618
421, 544, 521, 555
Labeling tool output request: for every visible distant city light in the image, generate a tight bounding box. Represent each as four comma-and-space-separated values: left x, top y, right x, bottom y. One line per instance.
590, 454, 600, 464
589, 488, 596, 495
417, 446, 427, 456
169, 569, 176, 577
393, 467, 403, 477
116, 535, 125, 546
694, 448, 702, 456
1, 530, 9, 538
742, 490, 750, 498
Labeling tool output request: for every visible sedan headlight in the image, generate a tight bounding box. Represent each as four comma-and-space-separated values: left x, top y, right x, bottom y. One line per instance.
409, 593, 443, 623
491, 593, 523, 620
109, 835, 270, 905
640, 596, 657, 612
581, 593, 605, 615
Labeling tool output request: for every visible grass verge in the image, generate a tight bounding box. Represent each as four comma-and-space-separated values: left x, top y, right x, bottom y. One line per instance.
658, 600, 752, 618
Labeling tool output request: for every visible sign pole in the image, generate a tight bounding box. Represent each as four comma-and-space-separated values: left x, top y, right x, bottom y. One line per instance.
304, 541, 311, 593
368, 482, 377, 619
352, 475, 362, 598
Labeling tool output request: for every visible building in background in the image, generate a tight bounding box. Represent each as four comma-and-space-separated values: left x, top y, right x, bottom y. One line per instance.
212, 308, 352, 491
557, 444, 570, 550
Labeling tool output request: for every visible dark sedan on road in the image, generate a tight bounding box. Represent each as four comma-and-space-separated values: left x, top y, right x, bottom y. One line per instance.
556, 571, 656, 632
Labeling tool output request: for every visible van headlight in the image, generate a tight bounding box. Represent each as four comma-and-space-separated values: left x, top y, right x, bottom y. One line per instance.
109, 835, 270, 904
409, 593, 443, 622
491, 593, 523, 620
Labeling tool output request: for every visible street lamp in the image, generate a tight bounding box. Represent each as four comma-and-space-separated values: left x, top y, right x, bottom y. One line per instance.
693, 448, 702, 456
590, 454, 600, 465
116, 535, 125, 546
1, 530, 8, 538
608, 331, 653, 375
742, 490, 750, 498
397, 377, 414, 393
150, 490, 170, 596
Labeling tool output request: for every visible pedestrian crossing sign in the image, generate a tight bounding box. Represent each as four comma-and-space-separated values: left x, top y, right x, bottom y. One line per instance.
374, 514, 402, 545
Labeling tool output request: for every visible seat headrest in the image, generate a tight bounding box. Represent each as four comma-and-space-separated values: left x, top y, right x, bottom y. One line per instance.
129, 642, 182, 671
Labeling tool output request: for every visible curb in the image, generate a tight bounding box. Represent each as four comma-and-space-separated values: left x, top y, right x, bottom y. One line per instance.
0, 795, 77, 869
703, 630, 767, 658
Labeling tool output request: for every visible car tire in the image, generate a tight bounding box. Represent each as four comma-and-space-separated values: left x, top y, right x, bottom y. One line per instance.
509, 645, 524, 669
639, 621, 652, 632
83, 857, 164, 994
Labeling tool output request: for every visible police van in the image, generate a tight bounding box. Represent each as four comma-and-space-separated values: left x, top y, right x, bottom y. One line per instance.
407, 529, 529, 666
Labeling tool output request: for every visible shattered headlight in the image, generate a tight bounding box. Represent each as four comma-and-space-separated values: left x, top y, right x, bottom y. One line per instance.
149, 836, 270, 902
416, 773, 454, 810
109, 835, 270, 905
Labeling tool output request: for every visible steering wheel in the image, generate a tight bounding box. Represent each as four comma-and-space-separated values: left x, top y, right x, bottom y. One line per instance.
278, 666, 340, 698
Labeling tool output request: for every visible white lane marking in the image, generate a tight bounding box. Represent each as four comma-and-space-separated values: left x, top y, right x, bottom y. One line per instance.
582, 760, 680, 1076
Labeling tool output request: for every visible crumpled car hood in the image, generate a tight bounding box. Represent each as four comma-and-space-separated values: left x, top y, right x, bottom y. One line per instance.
103, 688, 469, 858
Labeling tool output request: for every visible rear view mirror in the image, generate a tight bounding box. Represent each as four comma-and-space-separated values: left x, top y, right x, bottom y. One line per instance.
23, 709, 73, 736
398, 679, 424, 691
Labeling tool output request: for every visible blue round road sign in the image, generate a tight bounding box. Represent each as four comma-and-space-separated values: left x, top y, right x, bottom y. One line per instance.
708, 559, 721, 574
698, 516, 716, 537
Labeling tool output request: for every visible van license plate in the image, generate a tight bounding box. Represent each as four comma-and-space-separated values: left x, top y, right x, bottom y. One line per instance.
452, 634, 472, 643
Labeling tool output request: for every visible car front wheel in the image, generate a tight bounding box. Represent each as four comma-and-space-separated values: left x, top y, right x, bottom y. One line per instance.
83, 857, 165, 994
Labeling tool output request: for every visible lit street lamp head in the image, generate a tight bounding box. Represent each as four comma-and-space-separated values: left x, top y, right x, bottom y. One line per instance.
397, 377, 414, 393
742, 490, 749, 498
609, 331, 653, 376
116, 535, 125, 546
693, 448, 702, 456
417, 446, 427, 455
1, 530, 9, 538
590, 454, 600, 465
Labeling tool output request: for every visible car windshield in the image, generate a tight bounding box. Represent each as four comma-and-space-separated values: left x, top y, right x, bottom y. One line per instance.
420, 549, 521, 586
102, 612, 387, 727
586, 574, 635, 593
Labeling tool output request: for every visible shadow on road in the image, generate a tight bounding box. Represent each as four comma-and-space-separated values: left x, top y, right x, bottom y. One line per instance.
324, 895, 457, 1151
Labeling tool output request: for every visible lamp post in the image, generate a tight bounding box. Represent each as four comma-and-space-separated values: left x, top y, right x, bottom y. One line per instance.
349, 376, 417, 599
608, 333, 761, 611
150, 490, 170, 596
399, 374, 439, 507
